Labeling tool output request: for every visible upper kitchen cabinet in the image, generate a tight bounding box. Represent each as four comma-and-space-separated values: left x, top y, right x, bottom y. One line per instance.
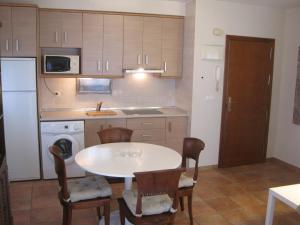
82, 13, 103, 75
0, 6, 12, 57
143, 17, 162, 70
161, 18, 183, 78
123, 16, 143, 69
39, 10, 82, 48
0, 6, 36, 57
102, 15, 124, 77
123, 16, 162, 70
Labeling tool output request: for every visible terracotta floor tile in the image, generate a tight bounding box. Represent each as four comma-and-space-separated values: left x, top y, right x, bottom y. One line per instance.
9, 160, 300, 225
12, 209, 31, 225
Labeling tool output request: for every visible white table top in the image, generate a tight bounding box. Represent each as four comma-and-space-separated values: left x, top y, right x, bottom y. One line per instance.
75, 142, 182, 178
270, 184, 300, 209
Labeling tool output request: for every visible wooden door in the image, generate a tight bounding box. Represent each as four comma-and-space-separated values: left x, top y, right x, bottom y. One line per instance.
219, 36, 274, 167
102, 15, 124, 77
82, 13, 103, 75
123, 16, 143, 69
0, 6, 12, 57
161, 18, 183, 78
61, 12, 82, 48
39, 11, 62, 47
142, 17, 162, 69
12, 7, 36, 57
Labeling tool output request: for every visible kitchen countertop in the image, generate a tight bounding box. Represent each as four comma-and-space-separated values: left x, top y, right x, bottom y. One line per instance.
40, 107, 188, 121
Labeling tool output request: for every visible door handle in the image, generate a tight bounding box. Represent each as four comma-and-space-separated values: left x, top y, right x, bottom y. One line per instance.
55, 31, 59, 43
164, 61, 167, 72
64, 32, 67, 43
137, 54, 142, 65
145, 55, 149, 65
97, 60, 101, 71
105, 60, 109, 71
227, 97, 238, 112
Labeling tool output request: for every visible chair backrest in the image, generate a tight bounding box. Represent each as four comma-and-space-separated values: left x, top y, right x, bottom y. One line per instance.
49, 145, 70, 200
181, 137, 205, 181
134, 168, 185, 216
97, 127, 133, 144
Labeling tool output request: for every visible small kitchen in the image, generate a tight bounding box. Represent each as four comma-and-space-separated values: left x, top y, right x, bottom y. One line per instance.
0, 4, 189, 182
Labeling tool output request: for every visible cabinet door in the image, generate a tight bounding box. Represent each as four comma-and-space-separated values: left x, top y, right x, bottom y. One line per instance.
84, 119, 107, 147
123, 16, 143, 69
82, 13, 103, 75
102, 15, 124, 77
0, 6, 12, 57
39, 11, 62, 47
12, 7, 36, 57
61, 12, 82, 48
106, 119, 126, 129
161, 18, 183, 77
142, 17, 162, 69
165, 117, 187, 154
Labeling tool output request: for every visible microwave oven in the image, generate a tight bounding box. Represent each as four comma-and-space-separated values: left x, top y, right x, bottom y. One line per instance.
43, 55, 80, 74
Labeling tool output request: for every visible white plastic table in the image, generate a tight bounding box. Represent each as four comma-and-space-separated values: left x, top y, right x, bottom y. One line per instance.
265, 184, 300, 225
75, 142, 182, 225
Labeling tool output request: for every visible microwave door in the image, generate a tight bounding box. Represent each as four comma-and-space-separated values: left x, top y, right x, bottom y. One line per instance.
46, 56, 71, 73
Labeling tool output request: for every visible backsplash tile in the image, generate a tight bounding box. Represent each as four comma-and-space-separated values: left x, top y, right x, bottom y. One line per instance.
39, 75, 176, 109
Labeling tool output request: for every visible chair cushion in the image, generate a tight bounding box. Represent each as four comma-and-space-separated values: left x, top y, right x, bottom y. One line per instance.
67, 176, 112, 202
178, 173, 194, 188
123, 190, 173, 216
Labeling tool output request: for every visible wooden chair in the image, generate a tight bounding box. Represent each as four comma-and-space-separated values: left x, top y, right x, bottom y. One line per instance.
97, 127, 133, 144
97, 127, 133, 183
118, 168, 185, 225
178, 137, 205, 225
49, 145, 111, 225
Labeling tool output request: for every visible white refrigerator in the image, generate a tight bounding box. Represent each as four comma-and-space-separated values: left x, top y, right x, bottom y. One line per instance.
1, 58, 40, 181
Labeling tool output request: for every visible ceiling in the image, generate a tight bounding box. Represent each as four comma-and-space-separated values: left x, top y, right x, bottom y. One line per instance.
216, 0, 300, 8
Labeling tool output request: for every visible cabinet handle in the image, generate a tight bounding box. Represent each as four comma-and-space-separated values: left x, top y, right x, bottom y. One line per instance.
64, 32, 67, 43
55, 31, 59, 43
97, 60, 101, 71
145, 55, 149, 65
142, 134, 152, 138
164, 61, 167, 72
137, 54, 142, 65
168, 122, 172, 132
100, 125, 104, 130
5, 40, 9, 51
108, 124, 112, 128
142, 122, 153, 125
15, 40, 19, 52
105, 60, 109, 71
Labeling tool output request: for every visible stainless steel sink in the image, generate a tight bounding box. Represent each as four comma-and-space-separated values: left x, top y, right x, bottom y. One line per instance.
121, 109, 163, 115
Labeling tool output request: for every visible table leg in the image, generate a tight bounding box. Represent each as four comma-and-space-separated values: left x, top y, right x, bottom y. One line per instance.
125, 177, 133, 190
265, 191, 276, 225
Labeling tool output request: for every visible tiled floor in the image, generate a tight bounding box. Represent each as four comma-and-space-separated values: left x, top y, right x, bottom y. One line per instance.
10, 159, 300, 225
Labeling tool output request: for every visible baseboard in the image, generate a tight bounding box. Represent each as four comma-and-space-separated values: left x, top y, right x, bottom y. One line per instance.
267, 157, 300, 172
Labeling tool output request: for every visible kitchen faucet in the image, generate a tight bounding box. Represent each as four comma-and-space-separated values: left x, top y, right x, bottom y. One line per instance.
96, 102, 102, 111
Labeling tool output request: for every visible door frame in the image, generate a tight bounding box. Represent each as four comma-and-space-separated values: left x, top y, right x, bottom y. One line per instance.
218, 35, 275, 168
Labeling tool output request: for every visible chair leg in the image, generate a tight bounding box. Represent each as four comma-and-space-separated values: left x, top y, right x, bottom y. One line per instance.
96, 207, 102, 220
179, 196, 184, 211
63, 206, 72, 225
187, 193, 193, 225
119, 205, 126, 225
104, 202, 110, 225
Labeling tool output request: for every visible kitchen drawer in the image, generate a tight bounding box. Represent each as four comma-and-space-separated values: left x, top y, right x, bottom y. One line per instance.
131, 129, 165, 142
84, 119, 126, 147
126, 118, 165, 130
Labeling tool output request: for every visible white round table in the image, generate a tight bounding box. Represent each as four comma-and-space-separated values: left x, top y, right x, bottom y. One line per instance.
75, 142, 182, 225
75, 142, 182, 190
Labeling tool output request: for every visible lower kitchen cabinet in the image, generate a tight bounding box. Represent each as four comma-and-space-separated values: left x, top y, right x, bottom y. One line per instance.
84, 119, 126, 147
84, 116, 187, 153
0, 158, 12, 225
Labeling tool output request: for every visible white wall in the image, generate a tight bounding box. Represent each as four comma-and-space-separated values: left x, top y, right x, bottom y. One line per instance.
190, 0, 285, 166
272, 7, 300, 167
0, 0, 185, 15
